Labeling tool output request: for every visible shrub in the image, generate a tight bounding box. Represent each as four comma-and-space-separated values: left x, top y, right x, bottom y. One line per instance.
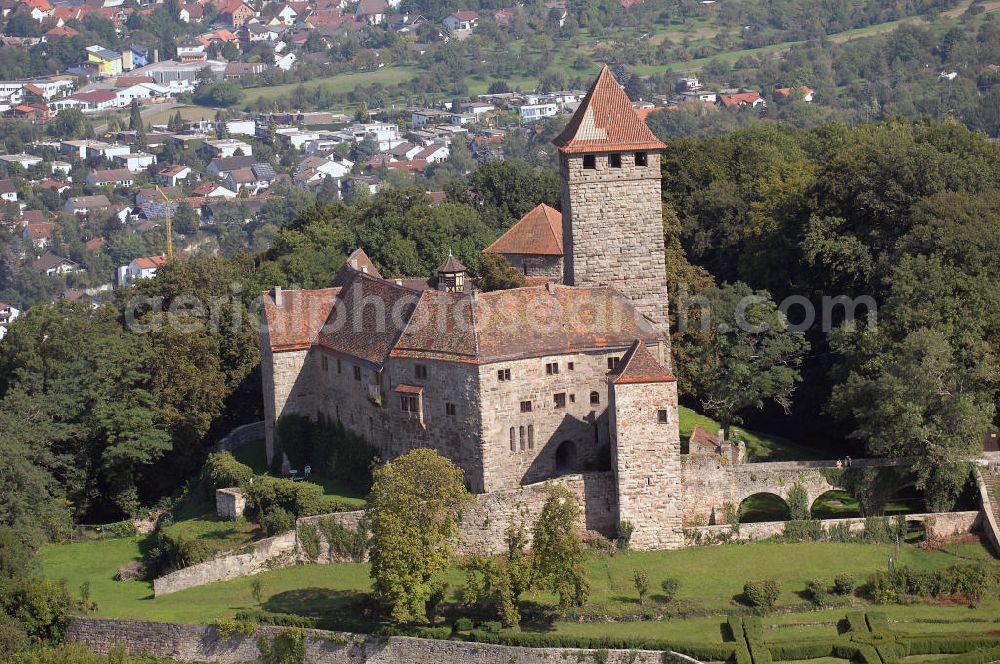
833, 574, 855, 595
633, 569, 649, 605
454, 618, 474, 632
244, 475, 327, 519
743, 616, 763, 642
784, 519, 823, 542
827, 521, 854, 542
616, 520, 634, 549
260, 506, 295, 536
202, 452, 253, 494
846, 612, 870, 633
659, 577, 680, 602
749, 642, 773, 664
787, 483, 810, 521
107, 520, 138, 538
478, 620, 502, 634
318, 517, 367, 562
805, 579, 829, 607
743, 578, 780, 612
768, 641, 835, 661
298, 522, 320, 561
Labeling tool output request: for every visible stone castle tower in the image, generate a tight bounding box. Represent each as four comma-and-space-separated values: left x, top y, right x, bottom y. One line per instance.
553, 66, 672, 346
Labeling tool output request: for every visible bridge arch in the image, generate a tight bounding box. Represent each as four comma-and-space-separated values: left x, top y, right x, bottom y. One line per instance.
810, 490, 860, 519
739, 492, 791, 523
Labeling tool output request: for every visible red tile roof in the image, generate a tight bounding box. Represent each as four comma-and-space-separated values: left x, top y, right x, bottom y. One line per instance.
553, 65, 665, 154
133, 255, 168, 269
71, 90, 118, 104
483, 203, 563, 256
25, 222, 54, 239
718, 92, 763, 107
610, 339, 675, 384
263, 288, 341, 352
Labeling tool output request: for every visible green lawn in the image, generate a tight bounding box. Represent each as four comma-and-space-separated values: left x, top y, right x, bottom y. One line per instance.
41, 537, 1000, 641
240, 67, 420, 104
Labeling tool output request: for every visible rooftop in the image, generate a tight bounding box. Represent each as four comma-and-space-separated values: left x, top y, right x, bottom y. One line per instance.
483, 203, 563, 256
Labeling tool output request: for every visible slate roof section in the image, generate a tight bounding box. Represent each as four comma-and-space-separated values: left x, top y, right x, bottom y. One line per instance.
610, 339, 675, 384
333, 247, 382, 285
262, 288, 340, 352
436, 252, 466, 273
553, 65, 666, 154
483, 203, 563, 256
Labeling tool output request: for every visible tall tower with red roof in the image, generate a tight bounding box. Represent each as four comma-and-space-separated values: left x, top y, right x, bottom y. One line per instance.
553, 66, 671, 354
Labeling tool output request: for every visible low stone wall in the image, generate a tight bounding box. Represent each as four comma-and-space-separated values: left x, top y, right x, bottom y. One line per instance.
217, 421, 265, 453
684, 511, 980, 546
216, 488, 246, 521
66, 618, 695, 664
973, 466, 1000, 556
152, 531, 297, 597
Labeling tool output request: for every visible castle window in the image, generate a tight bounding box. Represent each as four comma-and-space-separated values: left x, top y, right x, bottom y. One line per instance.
519, 426, 526, 450
553, 392, 566, 409
569, 393, 576, 403
400, 394, 419, 413
337, 358, 342, 373
415, 364, 428, 380
445, 402, 456, 417
607, 357, 621, 370
545, 362, 559, 375
568, 362, 575, 371
510, 427, 516, 451
583, 154, 596, 169
590, 391, 600, 405
609, 153, 622, 168
322, 355, 328, 372
658, 409, 671, 423
520, 400, 532, 413
527, 425, 534, 449
498, 368, 511, 382
635, 152, 648, 167
353, 365, 362, 381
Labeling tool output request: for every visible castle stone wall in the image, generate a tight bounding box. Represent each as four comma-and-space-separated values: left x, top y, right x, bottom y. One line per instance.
263, 345, 315, 464
498, 253, 563, 280
215, 488, 245, 521
66, 618, 695, 664
610, 379, 683, 550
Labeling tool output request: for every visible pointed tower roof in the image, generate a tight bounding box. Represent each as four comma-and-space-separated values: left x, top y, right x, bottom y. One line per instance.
483, 203, 563, 256
553, 65, 666, 154
436, 251, 466, 273
611, 340, 676, 384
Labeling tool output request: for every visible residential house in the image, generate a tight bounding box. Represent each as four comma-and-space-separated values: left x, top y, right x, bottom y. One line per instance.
493, 8, 513, 26
84, 236, 106, 252
443, 10, 478, 31
223, 62, 267, 82
275, 3, 299, 24
276, 130, 319, 150
217, 0, 256, 26
414, 143, 449, 163
87, 168, 135, 187
206, 139, 253, 158
717, 91, 766, 109
32, 252, 79, 276
4, 103, 51, 122
64, 194, 111, 215
86, 45, 124, 76
517, 102, 558, 122
207, 154, 256, 176
130, 45, 151, 68
355, 0, 388, 24
36, 180, 70, 194
410, 108, 451, 125
191, 182, 237, 198
50, 89, 118, 112
22, 222, 54, 247
0, 179, 17, 202
275, 52, 297, 70
773, 85, 814, 102
0, 301, 19, 341
23, 0, 53, 21
679, 90, 717, 103
158, 164, 193, 185
113, 151, 157, 172
220, 119, 256, 136
676, 77, 702, 93
135, 186, 179, 206
226, 162, 276, 193
118, 255, 167, 285
176, 38, 207, 62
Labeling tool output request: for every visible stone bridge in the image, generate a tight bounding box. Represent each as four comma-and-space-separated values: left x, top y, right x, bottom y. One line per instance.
680, 457, 907, 526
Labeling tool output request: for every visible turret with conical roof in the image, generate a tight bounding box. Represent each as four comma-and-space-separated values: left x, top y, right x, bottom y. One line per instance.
555, 65, 672, 366
436, 251, 466, 293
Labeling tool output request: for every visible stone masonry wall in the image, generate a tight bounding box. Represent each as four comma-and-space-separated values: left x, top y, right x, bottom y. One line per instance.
66, 618, 695, 664
610, 378, 683, 550
215, 488, 245, 521
478, 349, 630, 492
216, 421, 265, 453
263, 345, 315, 464
560, 150, 671, 349
500, 253, 563, 280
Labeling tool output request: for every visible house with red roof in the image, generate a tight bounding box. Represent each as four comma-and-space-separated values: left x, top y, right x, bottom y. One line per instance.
23, 222, 54, 248
717, 90, 766, 109
118, 255, 168, 285
774, 85, 815, 102
483, 203, 563, 281
443, 10, 478, 31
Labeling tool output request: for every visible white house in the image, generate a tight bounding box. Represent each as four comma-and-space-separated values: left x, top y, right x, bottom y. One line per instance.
192, 183, 237, 198
158, 164, 193, 186
32, 252, 79, 276
113, 151, 158, 172
0, 180, 17, 202
222, 119, 256, 136
275, 52, 297, 71
276, 129, 320, 149
0, 153, 43, 169
443, 10, 478, 31
118, 255, 168, 286
0, 301, 20, 341
414, 144, 449, 163
275, 4, 298, 25
206, 139, 253, 158
517, 102, 559, 122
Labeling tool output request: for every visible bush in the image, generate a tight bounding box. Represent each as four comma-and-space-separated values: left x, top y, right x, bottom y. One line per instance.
454, 618, 474, 632
787, 483, 810, 521
260, 506, 295, 536
244, 475, 327, 519
768, 641, 836, 661
633, 569, 649, 604
318, 517, 367, 562
298, 522, 320, 561
202, 452, 253, 494
727, 616, 744, 641
749, 641, 773, 664
784, 519, 823, 542
478, 620, 501, 634
107, 520, 138, 538
833, 574, 855, 595
616, 520, 634, 549
805, 579, 829, 607
743, 578, 781, 612
827, 521, 855, 542
659, 577, 680, 602
743, 616, 763, 642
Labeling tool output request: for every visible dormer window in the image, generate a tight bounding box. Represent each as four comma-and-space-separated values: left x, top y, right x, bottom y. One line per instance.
609, 153, 622, 168
583, 154, 596, 169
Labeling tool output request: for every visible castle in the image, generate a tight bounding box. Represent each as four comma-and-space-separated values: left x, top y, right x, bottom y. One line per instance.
262, 66, 685, 550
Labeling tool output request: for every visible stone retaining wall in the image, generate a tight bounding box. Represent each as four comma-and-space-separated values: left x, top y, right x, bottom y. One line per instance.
152, 531, 297, 597
684, 511, 980, 545
66, 618, 695, 664
217, 421, 265, 453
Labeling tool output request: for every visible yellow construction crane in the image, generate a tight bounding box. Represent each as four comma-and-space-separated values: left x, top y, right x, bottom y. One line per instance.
155, 185, 172, 259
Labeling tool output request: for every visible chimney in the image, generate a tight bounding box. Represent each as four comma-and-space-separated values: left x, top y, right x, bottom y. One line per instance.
274, 285, 283, 307
153, 48, 159, 63
546, 281, 556, 295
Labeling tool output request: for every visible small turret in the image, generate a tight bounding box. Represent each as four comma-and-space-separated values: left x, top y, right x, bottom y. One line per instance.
436, 251, 466, 293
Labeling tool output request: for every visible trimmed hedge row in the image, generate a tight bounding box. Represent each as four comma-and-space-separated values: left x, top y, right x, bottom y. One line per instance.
463, 629, 736, 661
846, 612, 870, 634
936, 646, 1000, 664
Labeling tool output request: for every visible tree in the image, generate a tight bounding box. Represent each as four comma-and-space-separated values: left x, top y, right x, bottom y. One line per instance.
675, 282, 807, 438
173, 202, 199, 234
462, 525, 532, 628
128, 99, 143, 132
168, 110, 185, 132
366, 449, 472, 623
531, 485, 589, 614
478, 253, 526, 291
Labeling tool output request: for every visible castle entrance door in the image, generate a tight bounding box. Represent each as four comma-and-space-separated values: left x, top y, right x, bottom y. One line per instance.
555, 440, 579, 474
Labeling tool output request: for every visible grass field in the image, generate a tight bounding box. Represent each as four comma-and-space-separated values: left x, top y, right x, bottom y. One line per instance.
241, 67, 420, 104
40, 536, 1000, 642
678, 405, 824, 461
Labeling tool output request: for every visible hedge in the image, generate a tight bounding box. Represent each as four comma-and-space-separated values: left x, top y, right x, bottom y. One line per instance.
463, 630, 735, 661
846, 612, 870, 633
905, 636, 1000, 656
767, 641, 837, 661
743, 616, 764, 642
866, 613, 889, 632
936, 647, 1000, 664
748, 642, 772, 664
727, 616, 744, 642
